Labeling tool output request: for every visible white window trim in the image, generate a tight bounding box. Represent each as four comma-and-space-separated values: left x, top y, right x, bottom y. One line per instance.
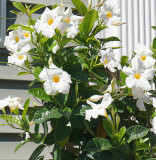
0, 0, 6, 48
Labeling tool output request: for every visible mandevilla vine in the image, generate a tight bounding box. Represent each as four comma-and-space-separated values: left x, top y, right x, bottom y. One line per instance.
0, 0, 156, 159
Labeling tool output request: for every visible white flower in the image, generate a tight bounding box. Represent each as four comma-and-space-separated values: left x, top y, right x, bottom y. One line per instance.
136, 44, 155, 69
0, 96, 24, 111
52, 43, 60, 54
151, 115, 156, 134
123, 57, 155, 91
132, 87, 151, 111
39, 63, 72, 95
99, 48, 121, 72
8, 44, 31, 67
99, 2, 120, 25
4, 26, 35, 51
85, 93, 113, 121
25, 132, 30, 139
35, 7, 62, 38
66, 23, 80, 38
88, 95, 103, 102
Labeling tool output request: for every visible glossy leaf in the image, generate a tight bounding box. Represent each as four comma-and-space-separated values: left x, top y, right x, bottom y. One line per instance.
91, 25, 107, 37
71, 0, 87, 15
7, 24, 34, 32
120, 71, 128, 85
33, 67, 42, 81
0, 115, 20, 125
16, 72, 30, 76
81, 9, 98, 36
30, 4, 46, 15
13, 2, 26, 12
151, 26, 156, 31
29, 144, 46, 160
120, 56, 129, 67
33, 108, 62, 124
125, 125, 149, 143
14, 139, 30, 153
54, 118, 71, 141
84, 138, 113, 152
22, 99, 30, 120
28, 88, 52, 102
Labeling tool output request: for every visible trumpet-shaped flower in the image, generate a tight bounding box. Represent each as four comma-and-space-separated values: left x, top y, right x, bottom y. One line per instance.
100, 48, 121, 72
132, 87, 151, 111
4, 26, 35, 51
85, 93, 113, 121
123, 57, 155, 91
99, 2, 120, 26
39, 63, 72, 95
136, 44, 155, 69
0, 96, 23, 111
8, 44, 31, 67
151, 116, 156, 134
35, 7, 62, 38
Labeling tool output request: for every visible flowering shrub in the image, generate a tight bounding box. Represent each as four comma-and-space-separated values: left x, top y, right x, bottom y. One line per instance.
0, 0, 156, 159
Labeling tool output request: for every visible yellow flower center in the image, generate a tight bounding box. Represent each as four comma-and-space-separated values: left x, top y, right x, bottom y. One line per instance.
134, 73, 141, 79
104, 58, 108, 64
107, 12, 112, 18
48, 19, 54, 25
53, 75, 60, 83
65, 17, 70, 23
141, 55, 146, 61
24, 32, 29, 37
18, 54, 24, 60
14, 36, 19, 42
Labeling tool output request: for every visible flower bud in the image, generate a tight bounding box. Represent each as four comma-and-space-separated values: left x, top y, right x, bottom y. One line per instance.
88, 95, 103, 102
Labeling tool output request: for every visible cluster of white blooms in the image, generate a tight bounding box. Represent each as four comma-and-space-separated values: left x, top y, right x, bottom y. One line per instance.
35, 6, 83, 39
85, 93, 113, 121
39, 63, 72, 95
0, 96, 23, 111
99, 48, 121, 72
123, 44, 156, 110
99, 1, 123, 26
4, 26, 35, 67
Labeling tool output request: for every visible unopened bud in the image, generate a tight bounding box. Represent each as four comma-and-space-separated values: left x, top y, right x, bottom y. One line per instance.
113, 21, 126, 26
48, 55, 53, 66
88, 95, 103, 102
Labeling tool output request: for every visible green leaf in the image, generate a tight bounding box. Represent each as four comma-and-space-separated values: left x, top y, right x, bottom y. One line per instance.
91, 25, 107, 37
10, 10, 20, 15
33, 108, 62, 124
16, 72, 30, 76
151, 26, 156, 31
84, 138, 113, 152
54, 118, 71, 141
29, 144, 46, 160
103, 118, 113, 138
14, 139, 30, 153
98, 37, 120, 44
120, 71, 128, 85
148, 90, 156, 97
29, 106, 42, 122
152, 38, 156, 49
60, 107, 72, 120
13, 2, 26, 12
40, 37, 49, 43
28, 88, 52, 102
7, 24, 34, 32
71, 0, 87, 15
0, 115, 20, 125
120, 56, 129, 67
33, 67, 42, 81
119, 126, 126, 141
81, 9, 98, 36
30, 4, 46, 15
48, 40, 58, 52
52, 144, 61, 160
125, 125, 149, 143
22, 99, 30, 120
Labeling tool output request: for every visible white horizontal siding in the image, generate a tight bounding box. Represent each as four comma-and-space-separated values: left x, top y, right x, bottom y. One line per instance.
10, 0, 88, 7
0, 140, 53, 160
